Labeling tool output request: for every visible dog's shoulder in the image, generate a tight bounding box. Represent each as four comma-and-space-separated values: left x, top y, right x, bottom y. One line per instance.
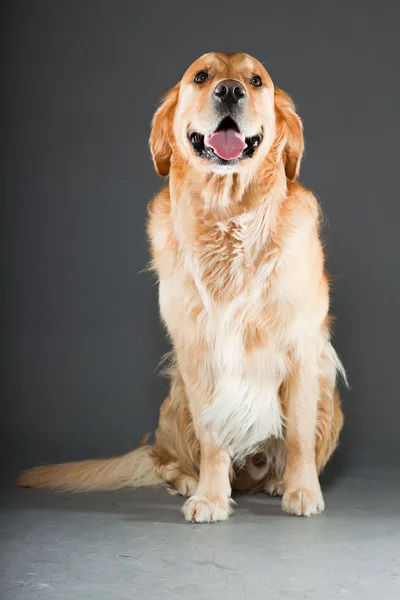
287, 180, 320, 220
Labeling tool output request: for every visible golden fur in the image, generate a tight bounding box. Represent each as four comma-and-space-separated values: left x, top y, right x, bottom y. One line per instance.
17, 53, 345, 522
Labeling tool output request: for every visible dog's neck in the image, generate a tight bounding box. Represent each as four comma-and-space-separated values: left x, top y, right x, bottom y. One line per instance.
169, 141, 288, 223
166, 144, 290, 271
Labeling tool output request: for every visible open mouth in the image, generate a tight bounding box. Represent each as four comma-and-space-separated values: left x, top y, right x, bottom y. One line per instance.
188, 117, 263, 164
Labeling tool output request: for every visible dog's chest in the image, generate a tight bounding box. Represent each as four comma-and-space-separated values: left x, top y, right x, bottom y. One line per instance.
200, 289, 286, 460
159, 213, 287, 459
185, 227, 286, 459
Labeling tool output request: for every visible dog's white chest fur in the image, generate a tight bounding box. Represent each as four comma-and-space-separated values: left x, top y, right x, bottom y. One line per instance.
201, 292, 285, 461
160, 272, 285, 460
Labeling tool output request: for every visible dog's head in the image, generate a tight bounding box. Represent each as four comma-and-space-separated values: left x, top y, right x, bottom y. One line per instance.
150, 52, 303, 181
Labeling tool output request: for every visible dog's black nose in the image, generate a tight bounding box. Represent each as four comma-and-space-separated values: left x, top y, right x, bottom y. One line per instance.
214, 79, 245, 103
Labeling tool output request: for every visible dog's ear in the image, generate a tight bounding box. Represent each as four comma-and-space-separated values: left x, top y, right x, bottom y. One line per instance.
150, 84, 180, 177
274, 87, 304, 181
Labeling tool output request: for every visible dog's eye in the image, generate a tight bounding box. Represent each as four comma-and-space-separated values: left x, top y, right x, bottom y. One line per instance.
250, 75, 263, 87
194, 71, 209, 84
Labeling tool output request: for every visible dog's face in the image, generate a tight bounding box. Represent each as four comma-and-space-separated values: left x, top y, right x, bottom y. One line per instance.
177, 53, 274, 174
150, 52, 303, 180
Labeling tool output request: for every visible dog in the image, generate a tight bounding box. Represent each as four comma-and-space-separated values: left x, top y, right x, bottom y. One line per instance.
17, 52, 346, 522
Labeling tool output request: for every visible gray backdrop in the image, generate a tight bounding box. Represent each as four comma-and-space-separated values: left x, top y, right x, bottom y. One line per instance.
2, 0, 399, 472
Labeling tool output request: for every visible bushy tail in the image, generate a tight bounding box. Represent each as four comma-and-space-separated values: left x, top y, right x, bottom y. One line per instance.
16, 445, 163, 492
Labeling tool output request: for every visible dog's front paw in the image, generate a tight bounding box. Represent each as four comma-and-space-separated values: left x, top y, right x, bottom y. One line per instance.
282, 487, 325, 517
182, 495, 233, 523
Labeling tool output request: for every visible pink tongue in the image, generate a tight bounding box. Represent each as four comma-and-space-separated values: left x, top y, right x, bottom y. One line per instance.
206, 129, 247, 160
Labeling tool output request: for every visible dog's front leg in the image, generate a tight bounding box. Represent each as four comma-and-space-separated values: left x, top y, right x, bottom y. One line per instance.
181, 377, 233, 523
182, 429, 233, 523
282, 357, 325, 516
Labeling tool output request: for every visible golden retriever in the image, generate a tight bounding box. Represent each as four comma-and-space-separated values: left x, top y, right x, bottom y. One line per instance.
17, 52, 346, 522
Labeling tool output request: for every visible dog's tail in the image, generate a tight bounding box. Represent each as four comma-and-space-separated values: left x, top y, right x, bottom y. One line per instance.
16, 443, 163, 492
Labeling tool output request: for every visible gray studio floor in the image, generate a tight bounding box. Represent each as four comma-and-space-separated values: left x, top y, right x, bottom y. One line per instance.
1, 464, 400, 600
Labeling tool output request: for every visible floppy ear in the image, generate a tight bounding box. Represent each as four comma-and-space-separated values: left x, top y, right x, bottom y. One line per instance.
274, 87, 304, 181
150, 84, 180, 177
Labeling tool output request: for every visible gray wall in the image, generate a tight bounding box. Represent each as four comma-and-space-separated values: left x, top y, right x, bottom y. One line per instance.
2, 1, 400, 469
